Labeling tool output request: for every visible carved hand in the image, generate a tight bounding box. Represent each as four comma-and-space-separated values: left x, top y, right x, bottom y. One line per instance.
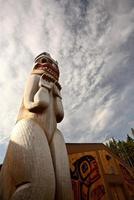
53, 84, 62, 99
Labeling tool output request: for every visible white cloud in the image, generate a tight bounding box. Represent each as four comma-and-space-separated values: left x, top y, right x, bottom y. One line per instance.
0, 0, 134, 162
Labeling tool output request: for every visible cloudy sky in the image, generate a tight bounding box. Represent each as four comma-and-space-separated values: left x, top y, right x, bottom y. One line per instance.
0, 0, 134, 162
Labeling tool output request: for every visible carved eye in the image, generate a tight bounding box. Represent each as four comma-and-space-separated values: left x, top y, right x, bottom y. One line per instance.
41, 58, 48, 63
47, 59, 53, 64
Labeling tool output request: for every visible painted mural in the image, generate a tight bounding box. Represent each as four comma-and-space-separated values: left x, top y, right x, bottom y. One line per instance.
119, 163, 134, 197
98, 150, 119, 175
69, 152, 106, 200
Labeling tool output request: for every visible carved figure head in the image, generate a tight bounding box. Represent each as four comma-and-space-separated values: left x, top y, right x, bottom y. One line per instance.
33, 52, 60, 82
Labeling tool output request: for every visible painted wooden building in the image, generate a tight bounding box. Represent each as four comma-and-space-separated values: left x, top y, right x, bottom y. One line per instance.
66, 143, 134, 200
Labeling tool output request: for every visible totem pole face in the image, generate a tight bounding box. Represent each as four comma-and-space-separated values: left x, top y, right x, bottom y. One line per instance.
32, 52, 61, 91
33, 52, 59, 80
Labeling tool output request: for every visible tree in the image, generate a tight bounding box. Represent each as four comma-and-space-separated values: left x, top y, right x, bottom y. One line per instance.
106, 134, 134, 168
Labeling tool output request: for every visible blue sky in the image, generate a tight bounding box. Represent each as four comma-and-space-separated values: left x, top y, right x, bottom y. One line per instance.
0, 0, 134, 162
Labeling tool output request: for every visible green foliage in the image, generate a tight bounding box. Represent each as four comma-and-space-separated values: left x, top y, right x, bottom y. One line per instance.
106, 133, 134, 168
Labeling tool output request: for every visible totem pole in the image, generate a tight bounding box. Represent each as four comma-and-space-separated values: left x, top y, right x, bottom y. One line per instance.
0, 52, 73, 200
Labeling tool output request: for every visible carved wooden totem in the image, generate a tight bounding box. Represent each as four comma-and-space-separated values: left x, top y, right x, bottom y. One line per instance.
0, 52, 73, 200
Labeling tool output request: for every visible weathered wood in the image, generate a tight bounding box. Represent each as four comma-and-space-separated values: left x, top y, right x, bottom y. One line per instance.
0, 52, 73, 200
